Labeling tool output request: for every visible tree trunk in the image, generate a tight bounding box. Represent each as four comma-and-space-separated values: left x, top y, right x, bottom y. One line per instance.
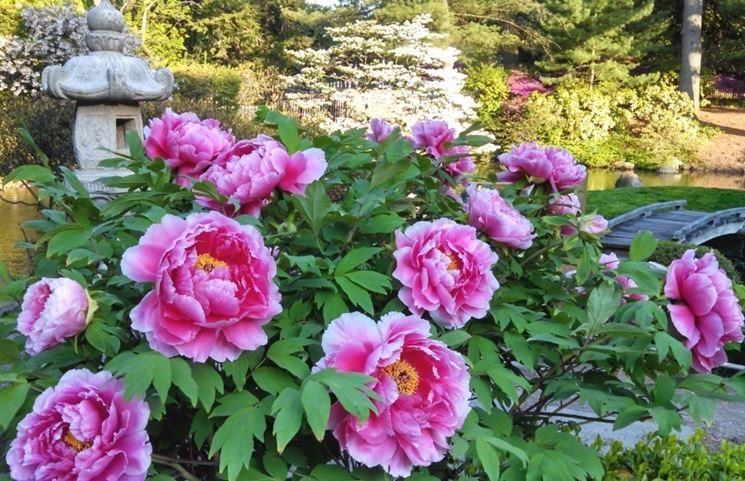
679, 0, 703, 111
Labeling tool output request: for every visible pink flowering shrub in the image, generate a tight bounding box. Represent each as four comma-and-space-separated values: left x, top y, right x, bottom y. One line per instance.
16, 277, 90, 354
665, 250, 744, 373
315, 312, 470, 477
6, 369, 151, 481
2, 107, 743, 481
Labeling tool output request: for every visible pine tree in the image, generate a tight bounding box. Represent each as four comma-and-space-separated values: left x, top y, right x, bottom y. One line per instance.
536, 0, 659, 86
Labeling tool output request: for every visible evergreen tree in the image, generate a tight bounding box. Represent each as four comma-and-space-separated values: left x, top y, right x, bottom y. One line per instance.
536, 0, 660, 86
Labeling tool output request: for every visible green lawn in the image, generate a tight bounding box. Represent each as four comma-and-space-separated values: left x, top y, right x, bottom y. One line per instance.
586, 186, 745, 219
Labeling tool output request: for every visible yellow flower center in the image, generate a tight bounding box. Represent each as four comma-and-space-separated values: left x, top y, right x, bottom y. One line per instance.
384, 359, 420, 395
195, 253, 227, 273
447, 253, 462, 271
63, 430, 92, 453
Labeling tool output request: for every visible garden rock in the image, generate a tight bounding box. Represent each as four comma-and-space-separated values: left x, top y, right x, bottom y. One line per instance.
615, 172, 643, 188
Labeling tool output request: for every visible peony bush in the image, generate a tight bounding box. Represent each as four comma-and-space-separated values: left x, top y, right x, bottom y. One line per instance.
1, 107, 745, 481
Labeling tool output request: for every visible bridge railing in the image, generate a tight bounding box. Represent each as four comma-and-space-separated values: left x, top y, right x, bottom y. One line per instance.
673, 208, 745, 242
607, 200, 687, 229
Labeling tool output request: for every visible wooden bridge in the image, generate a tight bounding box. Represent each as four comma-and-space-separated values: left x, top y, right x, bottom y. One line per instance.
602, 200, 745, 249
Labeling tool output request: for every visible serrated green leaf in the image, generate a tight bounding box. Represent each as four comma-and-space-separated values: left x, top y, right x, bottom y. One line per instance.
192, 364, 225, 412
335, 276, 373, 314
209, 405, 265, 481
335, 247, 382, 275
302, 380, 331, 441
630, 231, 658, 261
0, 382, 29, 430
271, 388, 303, 452
170, 358, 198, 407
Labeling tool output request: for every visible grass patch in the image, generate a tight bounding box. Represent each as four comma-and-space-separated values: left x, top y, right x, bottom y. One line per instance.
586, 186, 745, 219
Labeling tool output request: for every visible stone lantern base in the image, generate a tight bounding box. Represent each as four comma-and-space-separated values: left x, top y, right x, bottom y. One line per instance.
72, 103, 143, 193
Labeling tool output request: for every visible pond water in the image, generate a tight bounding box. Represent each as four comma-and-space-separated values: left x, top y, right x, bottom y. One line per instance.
0, 186, 38, 275
0, 169, 743, 273
586, 169, 745, 191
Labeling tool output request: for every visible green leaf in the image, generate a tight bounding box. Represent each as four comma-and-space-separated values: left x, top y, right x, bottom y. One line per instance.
3, 164, 55, 185
311, 464, 354, 481
85, 320, 120, 356
629, 231, 658, 261
336, 276, 374, 314
192, 364, 225, 412
315, 291, 348, 324
335, 247, 382, 275
126, 129, 146, 160
344, 271, 391, 294
586, 282, 622, 335
653, 375, 675, 406
254, 366, 297, 395
171, 358, 198, 407
264, 110, 300, 153
359, 213, 405, 234
614, 405, 647, 430
47, 228, 89, 257
313, 369, 379, 424
209, 405, 265, 481
302, 380, 331, 441
271, 388, 303, 453
291, 182, 331, 241
370, 158, 411, 189
439, 330, 471, 348
476, 438, 501, 481
0, 382, 29, 430
224, 355, 251, 390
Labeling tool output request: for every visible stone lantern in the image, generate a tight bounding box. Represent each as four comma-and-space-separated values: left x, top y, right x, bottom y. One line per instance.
41, 0, 173, 192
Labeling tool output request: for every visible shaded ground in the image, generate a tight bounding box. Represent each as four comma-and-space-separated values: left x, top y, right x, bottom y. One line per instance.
697, 107, 745, 173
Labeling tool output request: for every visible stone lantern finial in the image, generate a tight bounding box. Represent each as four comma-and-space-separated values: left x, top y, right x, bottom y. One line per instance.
41, 0, 174, 193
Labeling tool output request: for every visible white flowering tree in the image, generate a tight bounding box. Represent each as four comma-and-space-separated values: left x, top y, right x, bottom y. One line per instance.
282, 14, 477, 133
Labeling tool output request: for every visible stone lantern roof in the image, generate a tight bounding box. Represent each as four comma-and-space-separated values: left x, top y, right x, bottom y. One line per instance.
41, 0, 173, 103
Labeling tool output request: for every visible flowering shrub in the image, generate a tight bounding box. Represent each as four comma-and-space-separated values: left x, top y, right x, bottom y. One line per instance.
1, 108, 745, 481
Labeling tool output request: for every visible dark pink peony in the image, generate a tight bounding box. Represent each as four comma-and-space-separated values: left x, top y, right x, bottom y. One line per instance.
368, 118, 395, 144
545, 147, 586, 191
411, 120, 475, 179
16, 278, 90, 355
465, 185, 535, 249
121, 211, 282, 362
316, 312, 470, 477
498, 143, 553, 184
498, 144, 585, 191
6, 369, 151, 481
198, 136, 326, 216
393, 219, 499, 328
665, 250, 744, 373
143, 108, 235, 186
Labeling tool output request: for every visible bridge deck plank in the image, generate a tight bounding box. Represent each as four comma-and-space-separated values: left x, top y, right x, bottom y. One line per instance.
602, 208, 709, 248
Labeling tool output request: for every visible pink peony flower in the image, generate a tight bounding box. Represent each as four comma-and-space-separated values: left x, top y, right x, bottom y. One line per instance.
497, 143, 553, 184
498, 144, 585, 191
546, 193, 581, 236
316, 312, 470, 477
144, 108, 235, 186
599, 253, 621, 270
411, 120, 455, 158
273, 147, 328, 196
17, 278, 90, 355
665, 250, 744, 373
121, 211, 282, 362
580, 214, 609, 236
545, 147, 586, 191
393, 219, 499, 328
465, 185, 535, 249
198, 136, 326, 216
368, 118, 395, 144
411, 120, 475, 179
6, 368, 151, 481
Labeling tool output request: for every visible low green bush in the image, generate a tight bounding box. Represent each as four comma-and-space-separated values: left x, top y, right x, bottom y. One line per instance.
170, 63, 244, 109
649, 240, 741, 284
599, 430, 745, 481
0, 94, 75, 176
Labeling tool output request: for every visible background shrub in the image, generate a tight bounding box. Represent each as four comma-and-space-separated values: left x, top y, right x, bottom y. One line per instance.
600, 431, 745, 481
0, 94, 74, 175
649, 240, 741, 284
